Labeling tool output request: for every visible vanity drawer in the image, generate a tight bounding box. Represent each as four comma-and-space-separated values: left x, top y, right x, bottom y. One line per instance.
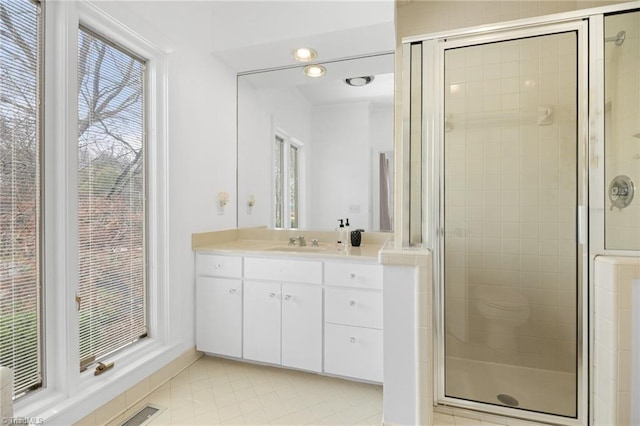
325, 287, 382, 329
244, 257, 322, 284
196, 253, 242, 278
324, 262, 382, 289
324, 323, 383, 382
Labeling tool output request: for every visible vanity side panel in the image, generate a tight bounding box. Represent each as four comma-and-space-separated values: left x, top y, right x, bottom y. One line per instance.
383, 264, 418, 425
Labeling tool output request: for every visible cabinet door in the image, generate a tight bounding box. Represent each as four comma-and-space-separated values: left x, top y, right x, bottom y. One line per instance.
324, 323, 383, 382
281, 284, 322, 372
243, 281, 281, 365
195, 277, 242, 357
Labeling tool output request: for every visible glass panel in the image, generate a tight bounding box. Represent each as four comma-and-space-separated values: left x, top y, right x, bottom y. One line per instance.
289, 145, 298, 228
443, 32, 578, 417
274, 136, 284, 228
77, 27, 146, 364
604, 12, 640, 250
0, 0, 43, 397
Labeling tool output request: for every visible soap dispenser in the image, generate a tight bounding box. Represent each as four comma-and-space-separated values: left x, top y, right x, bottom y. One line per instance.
337, 219, 346, 249
344, 218, 351, 248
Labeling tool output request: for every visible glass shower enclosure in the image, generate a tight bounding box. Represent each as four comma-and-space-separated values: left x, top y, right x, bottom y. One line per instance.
405, 18, 589, 424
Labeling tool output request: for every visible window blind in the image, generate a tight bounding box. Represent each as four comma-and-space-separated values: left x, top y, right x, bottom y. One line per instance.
289, 144, 298, 228
0, 0, 43, 397
274, 135, 284, 228
77, 26, 147, 367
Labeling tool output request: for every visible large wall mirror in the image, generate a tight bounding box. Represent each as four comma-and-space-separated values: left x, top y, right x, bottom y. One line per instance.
237, 53, 394, 232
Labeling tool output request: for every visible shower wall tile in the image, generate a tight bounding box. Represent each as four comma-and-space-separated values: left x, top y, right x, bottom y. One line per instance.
594, 256, 640, 426
604, 11, 640, 250
442, 32, 579, 372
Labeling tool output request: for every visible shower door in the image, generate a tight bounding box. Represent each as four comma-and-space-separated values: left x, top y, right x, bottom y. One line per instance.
434, 21, 587, 421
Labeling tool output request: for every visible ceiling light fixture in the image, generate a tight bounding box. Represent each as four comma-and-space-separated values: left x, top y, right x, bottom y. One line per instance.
344, 76, 375, 87
293, 47, 318, 62
303, 64, 326, 78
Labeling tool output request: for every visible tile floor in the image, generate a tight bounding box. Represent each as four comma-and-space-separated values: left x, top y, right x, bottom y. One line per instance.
142, 355, 383, 425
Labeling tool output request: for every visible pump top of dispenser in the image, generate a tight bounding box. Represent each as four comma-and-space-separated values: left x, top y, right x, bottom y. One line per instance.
338, 219, 344, 227
345, 218, 350, 227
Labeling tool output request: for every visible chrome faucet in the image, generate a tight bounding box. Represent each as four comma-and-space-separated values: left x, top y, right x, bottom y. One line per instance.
288, 237, 297, 246
297, 235, 307, 247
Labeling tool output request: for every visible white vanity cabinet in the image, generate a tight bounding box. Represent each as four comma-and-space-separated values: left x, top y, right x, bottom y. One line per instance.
195, 254, 243, 357
243, 258, 323, 372
323, 261, 383, 382
194, 251, 383, 383
243, 280, 281, 365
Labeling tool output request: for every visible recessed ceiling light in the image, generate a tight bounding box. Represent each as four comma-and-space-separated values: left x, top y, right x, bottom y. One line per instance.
344, 76, 375, 87
293, 47, 317, 62
303, 64, 326, 78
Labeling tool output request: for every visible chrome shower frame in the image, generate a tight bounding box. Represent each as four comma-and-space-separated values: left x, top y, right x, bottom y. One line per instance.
401, 2, 640, 424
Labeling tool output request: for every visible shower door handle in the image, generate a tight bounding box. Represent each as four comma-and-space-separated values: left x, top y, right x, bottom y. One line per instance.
577, 206, 585, 246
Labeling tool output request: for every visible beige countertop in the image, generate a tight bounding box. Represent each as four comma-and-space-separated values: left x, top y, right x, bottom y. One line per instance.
192, 227, 392, 261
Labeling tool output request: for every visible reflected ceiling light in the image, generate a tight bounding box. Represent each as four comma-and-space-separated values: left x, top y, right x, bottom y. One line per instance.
293, 47, 317, 62
303, 64, 326, 78
344, 76, 374, 87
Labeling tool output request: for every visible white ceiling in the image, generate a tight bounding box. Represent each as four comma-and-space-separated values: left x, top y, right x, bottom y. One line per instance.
92, 0, 396, 72
241, 53, 394, 106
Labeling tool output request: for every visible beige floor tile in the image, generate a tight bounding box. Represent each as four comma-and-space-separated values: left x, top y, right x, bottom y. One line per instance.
218, 403, 244, 422
118, 355, 384, 425
434, 412, 456, 425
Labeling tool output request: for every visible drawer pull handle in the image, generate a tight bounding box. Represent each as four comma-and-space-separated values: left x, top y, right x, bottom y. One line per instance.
349, 300, 356, 307
215, 264, 222, 269
349, 337, 357, 343
350, 273, 356, 279
284, 294, 292, 301
229, 288, 237, 294
269, 292, 276, 298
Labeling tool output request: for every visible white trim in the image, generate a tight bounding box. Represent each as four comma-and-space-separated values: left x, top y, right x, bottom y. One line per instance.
15, 1, 173, 423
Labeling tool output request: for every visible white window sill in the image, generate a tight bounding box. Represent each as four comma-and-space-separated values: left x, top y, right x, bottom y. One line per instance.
14, 339, 183, 424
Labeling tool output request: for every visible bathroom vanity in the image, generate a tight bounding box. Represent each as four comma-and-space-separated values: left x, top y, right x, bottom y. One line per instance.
192, 228, 387, 383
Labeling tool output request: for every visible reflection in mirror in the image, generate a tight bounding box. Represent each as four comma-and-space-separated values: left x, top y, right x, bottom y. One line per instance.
237, 53, 394, 232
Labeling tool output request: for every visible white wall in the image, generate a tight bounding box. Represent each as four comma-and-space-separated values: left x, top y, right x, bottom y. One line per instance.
237, 83, 313, 228
167, 46, 238, 352
309, 102, 372, 231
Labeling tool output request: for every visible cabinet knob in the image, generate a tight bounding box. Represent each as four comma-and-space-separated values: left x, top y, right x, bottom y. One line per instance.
350, 273, 356, 279
349, 300, 356, 307
349, 337, 357, 343
269, 292, 276, 298
284, 294, 292, 301
228, 288, 237, 294
215, 264, 221, 269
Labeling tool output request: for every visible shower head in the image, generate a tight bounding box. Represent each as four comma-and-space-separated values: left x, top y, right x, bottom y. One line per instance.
605, 30, 626, 46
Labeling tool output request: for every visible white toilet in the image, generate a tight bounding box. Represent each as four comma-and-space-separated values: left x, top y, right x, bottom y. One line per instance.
476, 287, 530, 351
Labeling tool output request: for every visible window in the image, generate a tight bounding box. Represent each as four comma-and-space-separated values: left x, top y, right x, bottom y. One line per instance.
77, 26, 147, 367
0, 0, 43, 397
273, 132, 302, 229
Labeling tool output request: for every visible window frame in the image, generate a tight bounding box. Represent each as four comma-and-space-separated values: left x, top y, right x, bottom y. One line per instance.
0, 0, 45, 399
14, 1, 171, 418
76, 23, 149, 372
272, 128, 304, 229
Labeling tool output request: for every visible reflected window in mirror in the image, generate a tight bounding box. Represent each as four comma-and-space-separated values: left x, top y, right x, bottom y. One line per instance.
274, 131, 303, 229
237, 53, 394, 232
